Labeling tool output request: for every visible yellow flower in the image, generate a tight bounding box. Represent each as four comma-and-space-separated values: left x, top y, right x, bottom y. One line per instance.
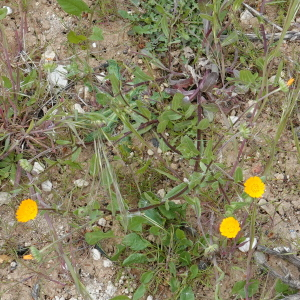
23, 254, 33, 260
219, 217, 241, 238
16, 199, 38, 222
286, 78, 295, 86
244, 176, 265, 198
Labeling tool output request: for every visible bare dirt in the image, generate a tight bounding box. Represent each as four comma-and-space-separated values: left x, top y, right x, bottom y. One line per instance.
1, 1, 300, 300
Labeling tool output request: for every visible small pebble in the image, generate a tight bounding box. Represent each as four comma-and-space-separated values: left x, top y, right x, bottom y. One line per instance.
103, 259, 113, 268
147, 149, 154, 156
147, 296, 154, 300
98, 218, 107, 227
0, 192, 11, 206
91, 248, 101, 261
41, 180, 53, 192
74, 179, 89, 188
32, 162, 45, 175
157, 189, 166, 198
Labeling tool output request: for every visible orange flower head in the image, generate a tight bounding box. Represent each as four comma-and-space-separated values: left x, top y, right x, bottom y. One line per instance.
286, 78, 295, 86
16, 199, 38, 222
219, 217, 241, 238
244, 176, 265, 198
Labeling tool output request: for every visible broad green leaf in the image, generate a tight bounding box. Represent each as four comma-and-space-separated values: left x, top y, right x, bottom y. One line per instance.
180, 286, 195, 300
189, 265, 198, 280
122, 233, 150, 251
170, 277, 180, 292
196, 118, 210, 130
85, 230, 114, 245
157, 119, 169, 133
172, 93, 184, 111
140, 271, 154, 284
234, 167, 243, 182
89, 26, 104, 41
175, 228, 186, 239
177, 136, 200, 159
232, 279, 259, 298
123, 253, 148, 266
56, 0, 91, 16
0, 7, 7, 20
67, 31, 87, 44
133, 284, 146, 300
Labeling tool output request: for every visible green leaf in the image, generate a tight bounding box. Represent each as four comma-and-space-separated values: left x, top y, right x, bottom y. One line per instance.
180, 286, 195, 300
157, 119, 169, 133
67, 31, 87, 44
133, 66, 153, 81
172, 93, 184, 111
56, 140, 72, 145
123, 253, 148, 266
170, 277, 180, 292
85, 230, 114, 245
232, 279, 259, 298
30, 246, 42, 263
19, 159, 33, 172
133, 284, 146, 300
196, 118, 210, 130
122, 233, 150, 251
110, 296, 131, 300
89, 26, 104, 41
56, 0, 91, 16
128, 216, 147, 231
189, 264, 198, 280
177, 136, 200, 159
175, 228, 186, 239
221, 31, 238, 47
234, 167, 243, 183
179, 251, 191, 266
0, 7, 7, 20
164, 182, 188, 200
140, 271, 154, 284
154, 168, 179, 181
1, 76, 12, 88
161, 15, 169, 38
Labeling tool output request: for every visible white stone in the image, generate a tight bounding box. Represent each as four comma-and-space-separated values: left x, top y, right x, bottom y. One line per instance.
157, 147, 162, 154
103, 259, 113, 268
147, 149, 154, 156
0, 192, 11, 206
91, 248, 101, 260
3, 6, 13, 15
240, 9, 254, 22
41, 180, 53, 192
73, 103, 85, 114
147, 296, 154, 300
32, 162, 45, 174
238, 237, 257, 252
92, 42, 97, 48
48, 65, 68, 88
229, 116, 239, 124
98, 218, 107, 227
95, 72, 106, 83
74, 179, 89, 188
105, 281, 117, 296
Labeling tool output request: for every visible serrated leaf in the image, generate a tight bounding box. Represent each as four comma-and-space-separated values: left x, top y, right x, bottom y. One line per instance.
67, 31, 87, 44
177, 136, 200, 159
122, 233, 150, 251
19, 159, 33, 172
89, 26, 104, 41
85, 230, 114, 245
56, 0, 91, 16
